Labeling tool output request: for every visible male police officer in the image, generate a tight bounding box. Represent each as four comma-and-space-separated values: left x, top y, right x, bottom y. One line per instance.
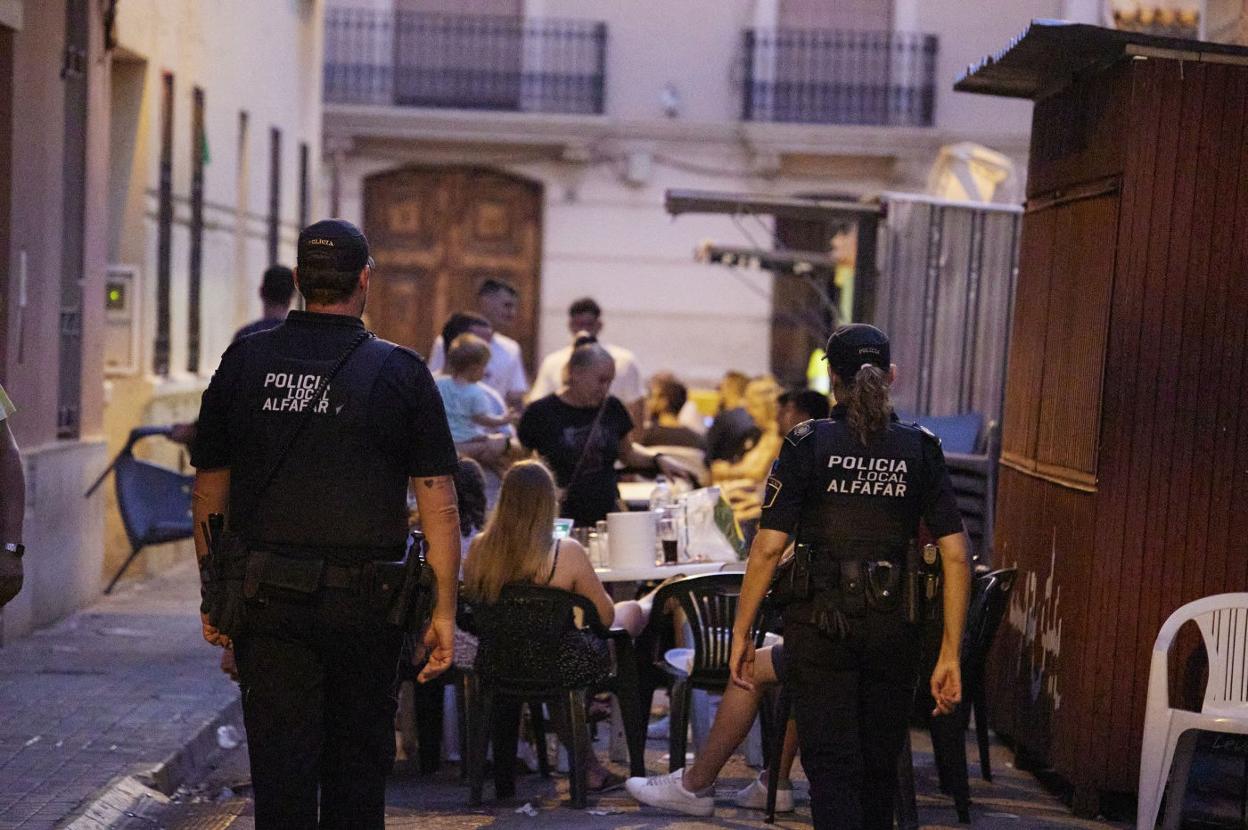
727, 324, 971, 830
191, 219, 462, 828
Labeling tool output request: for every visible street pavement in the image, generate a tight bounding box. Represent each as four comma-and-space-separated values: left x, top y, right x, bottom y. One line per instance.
147, 717, 1131, 830
0, 560, 238, 829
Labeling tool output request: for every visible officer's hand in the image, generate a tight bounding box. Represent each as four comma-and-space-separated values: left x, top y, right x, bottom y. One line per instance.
201, 612, 231, 649
416, 617, 455, 684
930, 657, 962, 716
220, 647, 240, 683
729, 634, 756, 692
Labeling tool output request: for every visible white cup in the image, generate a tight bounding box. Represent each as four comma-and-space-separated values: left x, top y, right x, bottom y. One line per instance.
607, 511, 658, 569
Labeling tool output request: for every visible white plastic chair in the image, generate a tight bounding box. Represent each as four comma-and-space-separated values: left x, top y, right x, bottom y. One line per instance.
1137, 593, 1248, 829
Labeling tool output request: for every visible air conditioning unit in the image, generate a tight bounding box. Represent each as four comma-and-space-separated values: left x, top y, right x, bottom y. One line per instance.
104, 265, 140, 376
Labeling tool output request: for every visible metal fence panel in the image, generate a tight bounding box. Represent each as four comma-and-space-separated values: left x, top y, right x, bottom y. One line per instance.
873, 194, 1021, 423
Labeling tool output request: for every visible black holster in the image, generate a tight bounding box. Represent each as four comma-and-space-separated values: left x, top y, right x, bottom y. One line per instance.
767, 544, 812, 608
200, 513, 249, 641
388, 531, 437, 641
903, 542, 943, 624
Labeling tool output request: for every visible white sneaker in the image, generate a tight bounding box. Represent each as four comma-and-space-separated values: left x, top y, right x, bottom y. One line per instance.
734, 772, 795, 813
625, 769, 715, 817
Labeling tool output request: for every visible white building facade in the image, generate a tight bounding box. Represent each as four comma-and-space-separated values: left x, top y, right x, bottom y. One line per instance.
324, 0, 1061, 390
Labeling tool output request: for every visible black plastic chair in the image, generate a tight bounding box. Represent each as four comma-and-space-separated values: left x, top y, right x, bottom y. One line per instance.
465, 584, 646, 808
896, 566, 1018, 824
634, 573, 772, 773
85, 426, 194, 593
763, 684, 791, 824
963, 567, 1017, 781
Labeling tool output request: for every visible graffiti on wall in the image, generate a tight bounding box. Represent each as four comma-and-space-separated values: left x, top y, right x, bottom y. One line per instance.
1006, 528, 1064, 709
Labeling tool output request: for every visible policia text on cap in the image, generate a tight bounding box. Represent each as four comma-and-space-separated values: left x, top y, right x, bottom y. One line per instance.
190, 219, 463, 829
728, 324, 972, 830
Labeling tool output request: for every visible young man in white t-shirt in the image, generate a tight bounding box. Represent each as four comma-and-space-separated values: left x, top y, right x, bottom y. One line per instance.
529, 297, 645, 422
428, 278, 528, 407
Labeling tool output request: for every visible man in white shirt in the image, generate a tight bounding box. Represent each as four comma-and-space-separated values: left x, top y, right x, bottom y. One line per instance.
530, 297, 645, 420
428, 278, 528, 407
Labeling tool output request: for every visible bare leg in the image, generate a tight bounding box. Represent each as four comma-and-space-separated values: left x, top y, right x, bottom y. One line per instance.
614, 601, 647, 638
616, 574, 688, 640
549, 699, 615, 787
681, 646, 779, 793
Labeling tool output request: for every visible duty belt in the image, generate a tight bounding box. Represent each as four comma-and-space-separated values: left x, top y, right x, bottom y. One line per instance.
774, 541, 916, 638
244, 545, 405, 599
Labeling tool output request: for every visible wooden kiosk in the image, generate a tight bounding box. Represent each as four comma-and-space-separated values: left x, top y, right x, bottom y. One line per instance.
957, 22, 1248, 811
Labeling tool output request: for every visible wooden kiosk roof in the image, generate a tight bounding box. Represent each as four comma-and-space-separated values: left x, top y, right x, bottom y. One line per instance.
955, 19, 1248, 100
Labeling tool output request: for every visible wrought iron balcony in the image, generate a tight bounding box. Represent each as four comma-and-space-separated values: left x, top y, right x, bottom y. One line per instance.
324, 8, 607, 115
743, 29, 937, 127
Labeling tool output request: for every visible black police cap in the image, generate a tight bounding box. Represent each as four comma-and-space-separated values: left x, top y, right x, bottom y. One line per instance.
825, 324, 891, 382
297, 219, 370, 272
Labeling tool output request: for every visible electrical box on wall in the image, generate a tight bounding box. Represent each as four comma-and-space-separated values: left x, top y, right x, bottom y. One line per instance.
104, 265, 140, 376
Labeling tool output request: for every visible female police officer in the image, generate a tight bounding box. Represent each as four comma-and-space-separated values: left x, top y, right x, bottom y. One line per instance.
728, 324, 971, 830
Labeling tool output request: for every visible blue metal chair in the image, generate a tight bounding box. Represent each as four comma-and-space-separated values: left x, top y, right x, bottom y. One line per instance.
85, 426, 195, 593
895, 411, 985, 455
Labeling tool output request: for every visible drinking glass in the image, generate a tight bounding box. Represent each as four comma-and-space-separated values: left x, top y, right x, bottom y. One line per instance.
658, 514, 679, 564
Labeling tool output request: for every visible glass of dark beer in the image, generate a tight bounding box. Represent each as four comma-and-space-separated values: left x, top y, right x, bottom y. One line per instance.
658, 513, 679, 564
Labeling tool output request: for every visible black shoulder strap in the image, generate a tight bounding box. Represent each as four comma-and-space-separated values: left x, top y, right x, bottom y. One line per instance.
547, 538, 561, 584
566, 398, 610, 488
232, 329, 372, 531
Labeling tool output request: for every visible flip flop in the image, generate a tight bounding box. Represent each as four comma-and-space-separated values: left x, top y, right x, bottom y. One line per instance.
587, 770, 626, 793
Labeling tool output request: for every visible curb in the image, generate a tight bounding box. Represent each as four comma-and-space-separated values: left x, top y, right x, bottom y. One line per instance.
58, 696, 244, 829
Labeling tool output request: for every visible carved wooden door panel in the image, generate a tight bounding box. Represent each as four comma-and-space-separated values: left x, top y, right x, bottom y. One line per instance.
363, 166, 542, 372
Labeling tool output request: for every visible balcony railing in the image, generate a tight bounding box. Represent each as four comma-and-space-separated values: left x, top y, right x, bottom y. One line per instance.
324, 8, 607, 115
743, 29, 937, 127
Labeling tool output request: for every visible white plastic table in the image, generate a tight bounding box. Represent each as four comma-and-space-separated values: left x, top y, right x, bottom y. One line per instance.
616, 480, 657, 510
593, 560, 725, 583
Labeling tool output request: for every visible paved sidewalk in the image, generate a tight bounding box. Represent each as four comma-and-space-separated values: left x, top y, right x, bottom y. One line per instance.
0, 561, 239, 829
150, 716, 1132, 829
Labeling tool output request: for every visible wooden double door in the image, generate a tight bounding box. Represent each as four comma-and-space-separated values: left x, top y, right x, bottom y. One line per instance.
362, 166, 542, 371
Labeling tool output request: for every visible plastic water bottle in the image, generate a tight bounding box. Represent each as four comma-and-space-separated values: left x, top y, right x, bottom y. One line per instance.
649, 475, 672, 512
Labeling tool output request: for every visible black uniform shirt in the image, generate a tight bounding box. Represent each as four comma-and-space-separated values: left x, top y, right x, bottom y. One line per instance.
192, 310, 458, 551
759, 405, 963, 548
231, 315, 285, 343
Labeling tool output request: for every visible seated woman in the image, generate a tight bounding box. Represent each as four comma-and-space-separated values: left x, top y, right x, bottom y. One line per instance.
463, 460, 630, 793
626, 643, 800, 816
518, 343, 696, 529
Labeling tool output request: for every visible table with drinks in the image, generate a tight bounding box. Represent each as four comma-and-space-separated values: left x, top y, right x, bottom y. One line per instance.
571, 477, 727, 598
579, 480, 735, 763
